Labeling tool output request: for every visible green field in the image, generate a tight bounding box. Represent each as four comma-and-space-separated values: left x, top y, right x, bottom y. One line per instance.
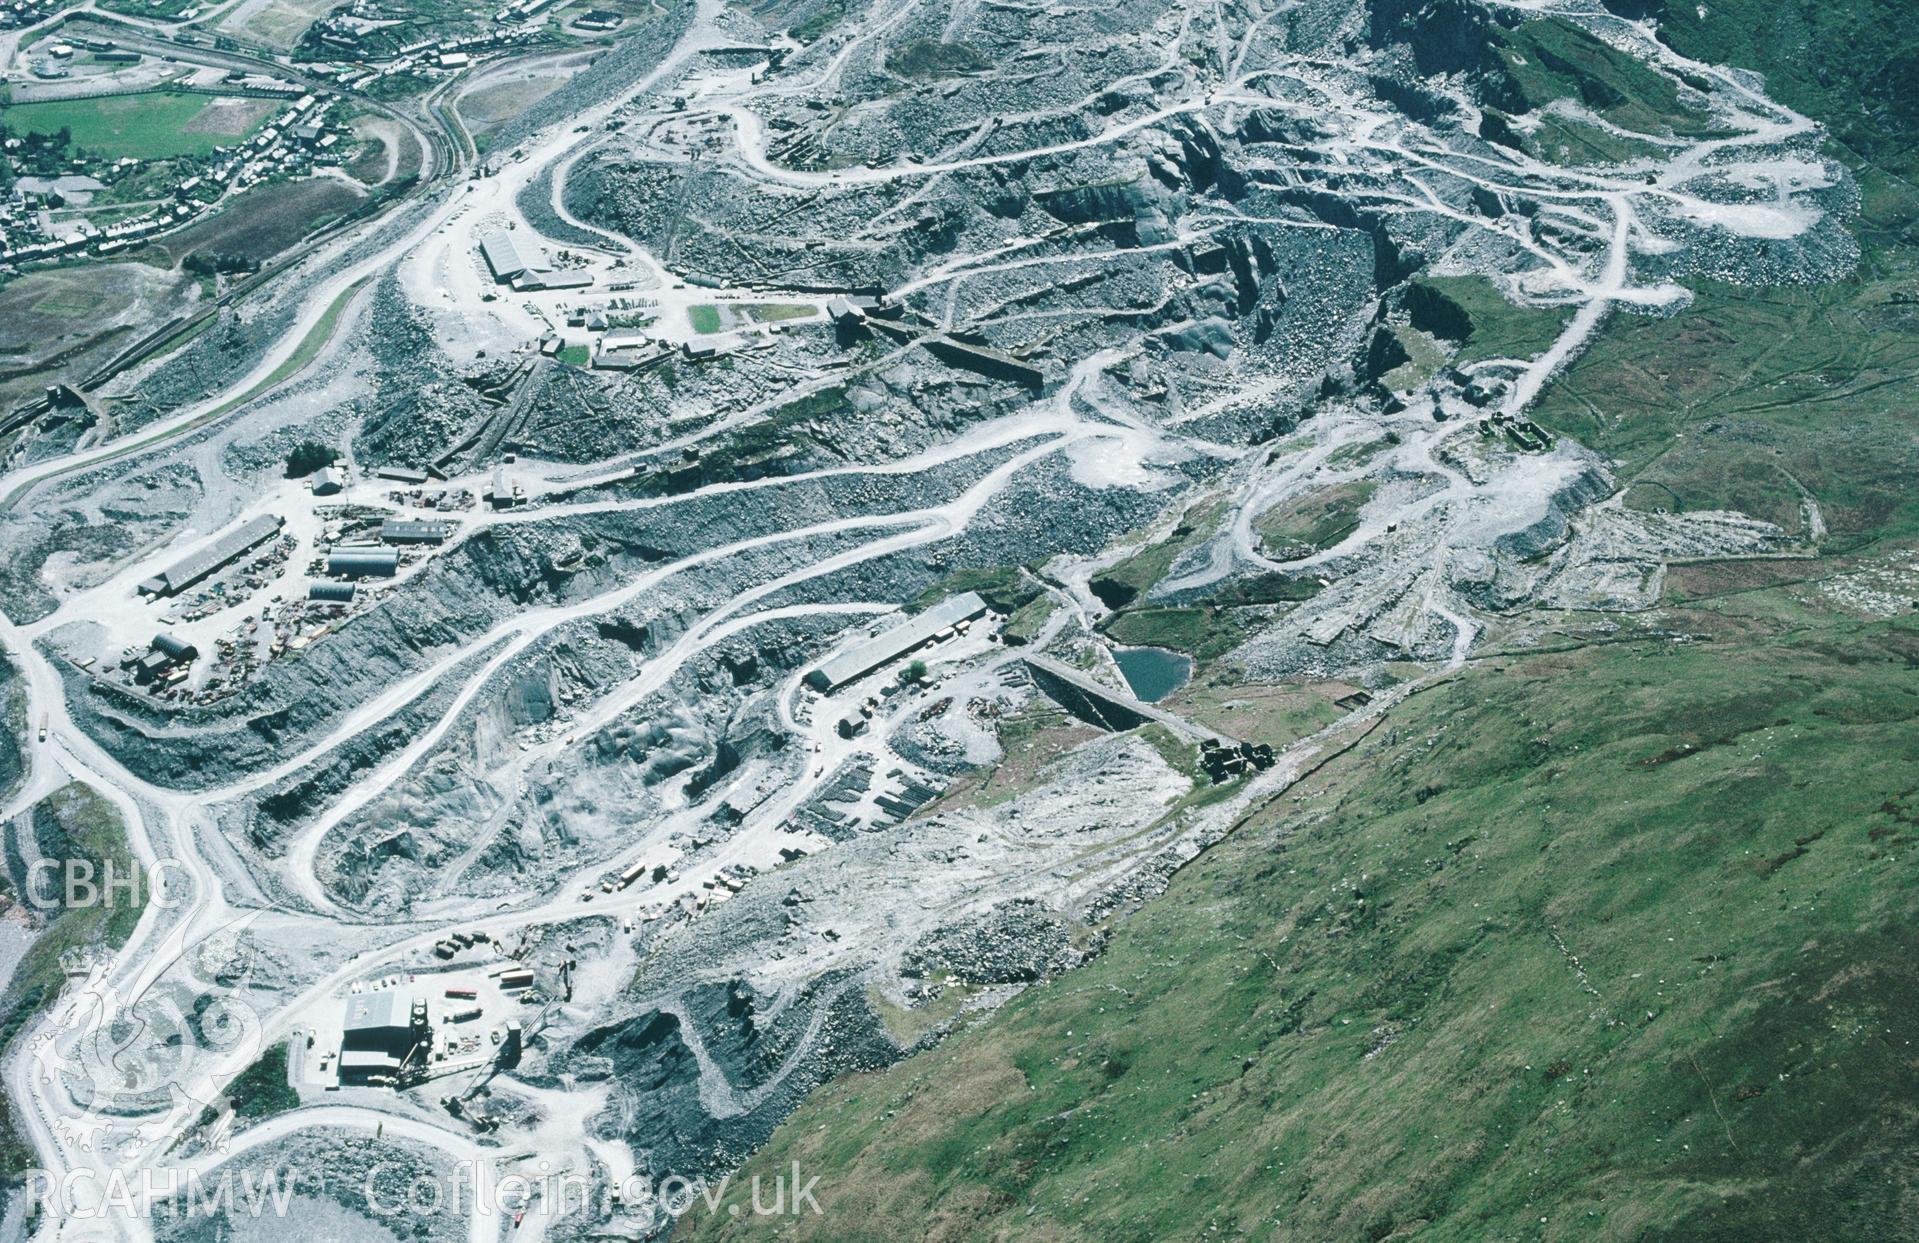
687, 303, 724, 334
364, 72, 435, 102
745, 302, 819, 323
1404, 275, 1572, 367
0, 658, 21, 822
97, 0, 201, 19
1101, 604, 1225, 655
1488, 19, 1719, 139
1086, 500, 1228, 609
0, 92, 272, 160
209, 275, 370, 418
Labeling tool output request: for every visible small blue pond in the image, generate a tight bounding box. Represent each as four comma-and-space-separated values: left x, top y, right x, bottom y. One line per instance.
1113, 645, 1193, 704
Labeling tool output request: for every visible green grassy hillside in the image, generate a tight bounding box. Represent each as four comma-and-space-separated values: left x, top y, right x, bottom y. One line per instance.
1652, 0, 1919, 176
685, 583, 1919, 1241
1529, 20, 1919, 548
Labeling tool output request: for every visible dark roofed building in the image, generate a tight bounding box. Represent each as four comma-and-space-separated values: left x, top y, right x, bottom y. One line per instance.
132, 650, 172, 683
328, 548, 400, 578
338, 1048, 403, 1083
343, 992, 420, 1056
151, 633, 198, 662
339, 991, 426, 1083
139, 515, 284, 598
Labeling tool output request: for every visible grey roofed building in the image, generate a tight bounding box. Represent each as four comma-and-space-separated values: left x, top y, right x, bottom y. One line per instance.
805, 592, 989, 692
487, 465, 522, 508
826, 293, 880, 322
479, 229, 550, 283
515, 269, 592, 291
374, 465, 430, 485
309, 581, 356, 603
15, 175, 107, 203
593, 333, 674, 371
151, 633, 198, 662
342, 991, 421, 1063
139, 515, 284, 597
328, 548, 400, 578
379, 518, 453, 545
344, 992, 408, 1041
311, 466, 345, 495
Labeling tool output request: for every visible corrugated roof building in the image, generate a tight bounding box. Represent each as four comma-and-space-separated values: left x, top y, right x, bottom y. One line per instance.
805, 592, 989, 692
343, 992, 414, 1049
138, 515, 284, 597
516, 269, 591, 292
328, 549, 399, 578
151, 633, 198, 662
340, 991, 424, 1081
480, 230, 549, 282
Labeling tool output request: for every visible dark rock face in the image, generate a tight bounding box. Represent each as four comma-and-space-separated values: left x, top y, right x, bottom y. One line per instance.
571, 973, 898, 1182
1367, 0, 1498, 77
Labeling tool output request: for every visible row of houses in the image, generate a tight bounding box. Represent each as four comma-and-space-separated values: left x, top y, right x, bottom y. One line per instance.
2, 90, 345, 269
301, 20, 542, 88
